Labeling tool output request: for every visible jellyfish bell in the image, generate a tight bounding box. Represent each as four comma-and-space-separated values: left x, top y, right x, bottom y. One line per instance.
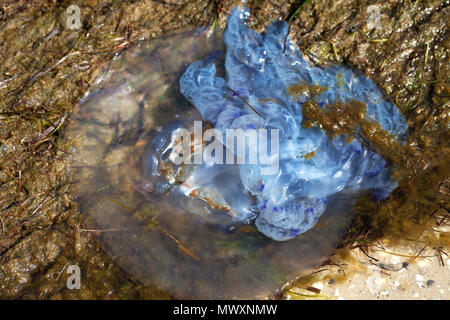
64, 6, 406, 299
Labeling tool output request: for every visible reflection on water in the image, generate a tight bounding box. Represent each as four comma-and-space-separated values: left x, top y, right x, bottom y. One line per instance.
65, 29, 359, 299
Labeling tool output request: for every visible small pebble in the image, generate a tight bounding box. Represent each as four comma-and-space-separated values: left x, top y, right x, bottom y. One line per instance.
375, 278, 385, 286
312, 282, 324, 290
418, 260, 430, 268
415, 274, 424, 288
379, 290, 390, 297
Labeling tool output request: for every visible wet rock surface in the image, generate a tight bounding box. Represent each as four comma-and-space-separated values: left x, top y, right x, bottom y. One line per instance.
0, 0, 448, 298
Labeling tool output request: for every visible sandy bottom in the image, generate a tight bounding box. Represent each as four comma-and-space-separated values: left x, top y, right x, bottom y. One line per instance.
320, 249, 448, 300
285, 224, 449, 300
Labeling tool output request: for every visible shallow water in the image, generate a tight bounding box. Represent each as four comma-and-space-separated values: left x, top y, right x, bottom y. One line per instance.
65, 27, 364, 298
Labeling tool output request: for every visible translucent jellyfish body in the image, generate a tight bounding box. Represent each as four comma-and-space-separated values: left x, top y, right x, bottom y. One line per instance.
66, 6, 406, 299
146, 6, 408, 241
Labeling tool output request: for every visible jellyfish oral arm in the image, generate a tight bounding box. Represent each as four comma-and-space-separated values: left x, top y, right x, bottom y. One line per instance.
144, 5, 408, 241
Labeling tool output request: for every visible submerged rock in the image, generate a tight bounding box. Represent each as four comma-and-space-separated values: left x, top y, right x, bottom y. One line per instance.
146, 5, 408, 241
